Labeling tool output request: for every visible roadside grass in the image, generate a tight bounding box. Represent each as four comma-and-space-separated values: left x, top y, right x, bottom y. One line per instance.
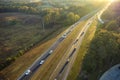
0, 13, 44, 59
0, 23, 70, 80
67, 18, 98, 80
0, 12, 77, 74
0, 12, 67, 63
31, 21, 86, 80
0, 37, 56, 80
0, 13, 70, 80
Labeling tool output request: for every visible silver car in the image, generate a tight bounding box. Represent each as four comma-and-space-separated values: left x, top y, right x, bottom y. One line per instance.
49, 50, 53, 54
62, 35, 66, 38
25, 70, 31, 75
40, 60, 44, 65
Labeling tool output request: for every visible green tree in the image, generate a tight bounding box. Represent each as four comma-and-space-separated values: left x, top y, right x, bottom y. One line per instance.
75, 14, 80, 21
67, 12, 75, 23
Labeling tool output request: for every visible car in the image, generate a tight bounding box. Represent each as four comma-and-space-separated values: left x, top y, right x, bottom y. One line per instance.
80, 32, 84, 36
49, 50, 53, 54
67, 59, 70, 62
40, 60, 44, 65
62, 35, 66, 38
25, 70, 31, 75
74, 39, 79, 44
88, 23, 90, 25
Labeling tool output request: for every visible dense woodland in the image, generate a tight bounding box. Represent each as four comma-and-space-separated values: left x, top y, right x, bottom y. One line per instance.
0, 1, 101, 26
79, 1, 120, 80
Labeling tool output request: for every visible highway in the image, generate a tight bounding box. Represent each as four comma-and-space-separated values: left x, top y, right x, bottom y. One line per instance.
17, 9, 101, 80
49, 16, 95, 80
48, 4, 112, 80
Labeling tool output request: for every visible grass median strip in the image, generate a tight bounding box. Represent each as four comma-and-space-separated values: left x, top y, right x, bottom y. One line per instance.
31, 21, 86, 80
67, 18, 98, 80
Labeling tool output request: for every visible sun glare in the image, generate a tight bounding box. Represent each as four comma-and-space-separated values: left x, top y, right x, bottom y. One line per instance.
110, 0, 114, 2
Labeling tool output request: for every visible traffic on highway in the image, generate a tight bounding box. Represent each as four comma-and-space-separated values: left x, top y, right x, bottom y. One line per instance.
18, 8, 102, 80
17, 12, 91, 80
52, 16, 95, 80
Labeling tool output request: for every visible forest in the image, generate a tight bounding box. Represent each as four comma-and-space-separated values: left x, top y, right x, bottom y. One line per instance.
79, 1, 120, 80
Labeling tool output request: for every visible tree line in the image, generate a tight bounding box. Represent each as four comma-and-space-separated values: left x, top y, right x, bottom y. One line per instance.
79, 2, 120, 79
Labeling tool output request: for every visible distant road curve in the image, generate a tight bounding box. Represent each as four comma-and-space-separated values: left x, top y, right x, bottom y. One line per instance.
98, 2, 112, 24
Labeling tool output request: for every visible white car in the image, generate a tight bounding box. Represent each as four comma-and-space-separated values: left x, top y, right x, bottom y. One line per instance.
49, 50, 53, 54
67, 59, 70, 62
62, 35, 66, 38
40, 60, 44, 65
25, 70, 31, 75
